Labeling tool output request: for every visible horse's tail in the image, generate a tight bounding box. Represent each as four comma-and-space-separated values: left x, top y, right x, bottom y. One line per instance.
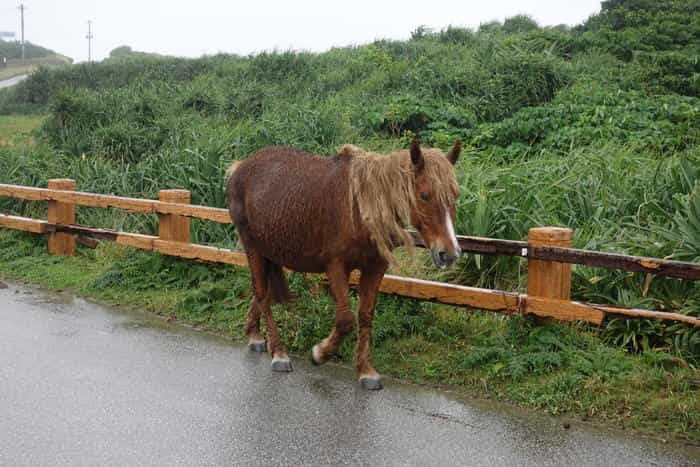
224, 160, 242, 187
267, 261, 291, 304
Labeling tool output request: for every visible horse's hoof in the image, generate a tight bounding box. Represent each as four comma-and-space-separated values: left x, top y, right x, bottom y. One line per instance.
310, 344, 324, 366
271, 356, 293, 372
359, 375, 383, 390
248, 339, 267, 353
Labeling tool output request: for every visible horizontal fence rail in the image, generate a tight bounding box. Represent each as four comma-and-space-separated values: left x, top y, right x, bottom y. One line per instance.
2, 183, 697, 280
0, 183, 231, 223
408, 232, 700, 281
0, 181, 698, 328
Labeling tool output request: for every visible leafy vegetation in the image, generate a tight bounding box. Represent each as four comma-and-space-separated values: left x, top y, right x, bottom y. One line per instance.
0, 0, 699, 439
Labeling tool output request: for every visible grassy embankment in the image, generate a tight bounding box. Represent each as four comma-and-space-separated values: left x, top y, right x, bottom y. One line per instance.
0, 109, 698, 442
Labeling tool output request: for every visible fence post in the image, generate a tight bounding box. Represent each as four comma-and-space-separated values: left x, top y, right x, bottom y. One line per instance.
158, 189, 191, 243
47, 179, 76, 256
527, 227, 573, 300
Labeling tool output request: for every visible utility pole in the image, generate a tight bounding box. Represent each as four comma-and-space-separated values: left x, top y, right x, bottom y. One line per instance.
86, 20, 93, 63
18, 3, 26, 60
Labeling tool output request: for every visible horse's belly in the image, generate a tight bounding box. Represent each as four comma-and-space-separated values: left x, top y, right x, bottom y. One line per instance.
244, 225, 328, 273
281, 258, 326, 274
268, 249, 327, 274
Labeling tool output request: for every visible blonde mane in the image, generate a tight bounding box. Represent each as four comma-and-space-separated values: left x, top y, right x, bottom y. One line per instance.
340, 144, 458, 265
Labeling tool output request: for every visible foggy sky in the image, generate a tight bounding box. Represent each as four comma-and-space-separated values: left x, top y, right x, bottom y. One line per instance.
1, 1, 602, 62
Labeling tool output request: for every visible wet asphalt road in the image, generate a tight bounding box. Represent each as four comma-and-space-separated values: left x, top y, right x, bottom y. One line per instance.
0, 74, 28, 89
1, 283, 698, 466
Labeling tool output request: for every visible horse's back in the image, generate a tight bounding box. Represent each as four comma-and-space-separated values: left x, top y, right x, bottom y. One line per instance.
228, 146, 342, 208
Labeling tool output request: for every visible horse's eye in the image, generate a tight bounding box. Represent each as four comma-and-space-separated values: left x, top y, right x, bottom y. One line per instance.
420, 193, 429, 202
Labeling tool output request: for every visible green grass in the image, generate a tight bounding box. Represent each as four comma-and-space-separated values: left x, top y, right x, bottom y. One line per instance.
0, 229, 697, 442
0, 114, 43, 147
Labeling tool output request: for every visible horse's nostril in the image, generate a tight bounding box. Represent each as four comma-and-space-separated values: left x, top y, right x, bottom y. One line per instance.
438, 251, 448, 263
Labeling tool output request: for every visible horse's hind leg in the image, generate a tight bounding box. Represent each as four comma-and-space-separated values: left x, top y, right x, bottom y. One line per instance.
311, 261, 352, 365
245, 298, 266, 353
246, 249, 292, 372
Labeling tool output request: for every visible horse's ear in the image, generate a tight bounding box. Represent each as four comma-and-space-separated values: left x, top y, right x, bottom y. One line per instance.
447, 139, 462, 165
410, 139, 424, 171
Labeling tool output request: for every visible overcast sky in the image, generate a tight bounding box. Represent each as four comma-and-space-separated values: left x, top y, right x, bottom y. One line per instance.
1, 1, 602, 62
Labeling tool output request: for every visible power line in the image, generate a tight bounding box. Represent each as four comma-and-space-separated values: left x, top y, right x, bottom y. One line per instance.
18, 3, 26, 60
86, 20, 93, 63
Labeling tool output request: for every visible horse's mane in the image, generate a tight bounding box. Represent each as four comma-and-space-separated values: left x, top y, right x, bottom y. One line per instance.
340, 144, 458, 265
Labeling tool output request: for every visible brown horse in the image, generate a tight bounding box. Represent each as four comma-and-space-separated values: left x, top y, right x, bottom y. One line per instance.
225, 139, 462, 390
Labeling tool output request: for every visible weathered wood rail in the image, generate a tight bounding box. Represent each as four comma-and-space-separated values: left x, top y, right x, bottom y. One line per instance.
0, 180, 698, 327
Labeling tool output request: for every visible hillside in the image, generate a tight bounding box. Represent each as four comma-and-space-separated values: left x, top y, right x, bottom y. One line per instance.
0, 39, 72, 81
1, 39, 57, 60
0, 39, 71, 64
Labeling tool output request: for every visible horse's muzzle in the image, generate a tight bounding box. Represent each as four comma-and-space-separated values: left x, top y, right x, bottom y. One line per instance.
431, 248, 460, 269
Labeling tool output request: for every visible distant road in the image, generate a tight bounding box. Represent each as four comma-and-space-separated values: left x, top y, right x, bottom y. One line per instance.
1, 283, 698, 466
0, 74, 28, 89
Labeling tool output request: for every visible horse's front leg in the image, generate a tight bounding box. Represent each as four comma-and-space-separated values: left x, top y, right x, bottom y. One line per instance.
245, 298, 266, 353
355, 261, 388, 390
311, 261, 352, 365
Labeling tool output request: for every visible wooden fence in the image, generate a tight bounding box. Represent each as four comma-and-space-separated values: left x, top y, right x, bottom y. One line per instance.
0, 179, 698, 327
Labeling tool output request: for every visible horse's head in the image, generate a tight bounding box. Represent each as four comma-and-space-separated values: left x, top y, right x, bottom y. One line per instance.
409, 139, 462, 269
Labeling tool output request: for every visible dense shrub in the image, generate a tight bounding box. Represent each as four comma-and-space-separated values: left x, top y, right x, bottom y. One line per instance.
636, 51, 700, 96
502, 15, 540, 34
